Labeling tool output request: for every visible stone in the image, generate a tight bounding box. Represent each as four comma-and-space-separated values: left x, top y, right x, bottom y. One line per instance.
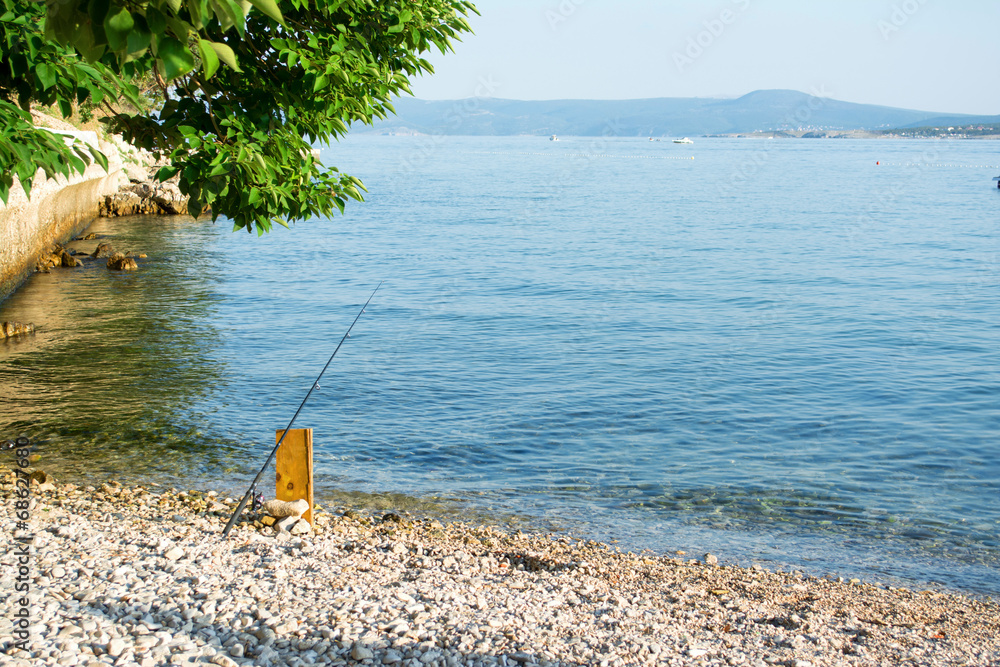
351, 643, 374, 661
151, 182, 189, 215
1, 321, 35, 339
382, 649, 403, 664
289, 519, 312, 535
163, 547, 185, 561
92, 242, 116, 258
261, 498, 309, 519
211, 656, 239, 667
704, 553, 719, 565
275, 516, 298, 533
260, 515, 276, 527
59, 249, 79, 267
107, 638, 126, 657
107, 252, 138, 271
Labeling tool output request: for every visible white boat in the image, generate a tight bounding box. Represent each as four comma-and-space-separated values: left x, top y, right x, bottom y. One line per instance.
550, 135, 558, 141
673, 137, 694, 144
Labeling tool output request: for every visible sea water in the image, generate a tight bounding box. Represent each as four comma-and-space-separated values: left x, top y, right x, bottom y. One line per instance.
2, 136, 998, 594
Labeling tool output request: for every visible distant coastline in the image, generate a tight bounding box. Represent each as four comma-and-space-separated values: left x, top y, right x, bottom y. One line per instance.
362, 89, 1000, 139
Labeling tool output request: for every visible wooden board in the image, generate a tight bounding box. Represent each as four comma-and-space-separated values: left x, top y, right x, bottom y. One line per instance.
275, 428, 314, 525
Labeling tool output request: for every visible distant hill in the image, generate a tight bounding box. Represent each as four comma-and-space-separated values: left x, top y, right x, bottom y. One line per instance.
360, 90, 1000, 137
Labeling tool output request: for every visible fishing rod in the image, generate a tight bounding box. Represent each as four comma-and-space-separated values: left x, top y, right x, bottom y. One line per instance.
222, 281, 382, 538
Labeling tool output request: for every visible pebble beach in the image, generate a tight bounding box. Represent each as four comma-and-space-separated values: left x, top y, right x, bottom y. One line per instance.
3, 468, 999, 667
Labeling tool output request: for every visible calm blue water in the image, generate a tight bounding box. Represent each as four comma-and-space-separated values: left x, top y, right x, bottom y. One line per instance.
2, 136, 999, 594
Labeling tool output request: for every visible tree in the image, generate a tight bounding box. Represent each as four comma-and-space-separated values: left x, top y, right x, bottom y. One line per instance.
1, 0, 477, 234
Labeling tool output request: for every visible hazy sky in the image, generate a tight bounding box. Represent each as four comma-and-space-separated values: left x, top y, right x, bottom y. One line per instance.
410, 0, 1000, 115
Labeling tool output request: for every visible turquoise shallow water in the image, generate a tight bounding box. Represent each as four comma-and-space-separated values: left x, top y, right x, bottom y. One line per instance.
2, 136, 999, 594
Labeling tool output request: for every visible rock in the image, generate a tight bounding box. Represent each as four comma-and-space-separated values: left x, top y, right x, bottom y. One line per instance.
382, 649, 403, 664
260, 498, 309, 519
260, 515, 276, 527
704, 553, 719, 565
91, 242, 116, 258
59, 249, 79, 267
228, 644, 244, 658
383, 512, 403, 523
107, 638, 126, 657
163, 546, 185, 561
1, 321, 35, 339
351, 643, 374, 661
289, 519, 311, 535
74, 232, 99, 241
275, 516, 298, 533
124, 162, 149, 183
211, 656, 239, 667
107, 253, 138, 271
151, 182, 189, 215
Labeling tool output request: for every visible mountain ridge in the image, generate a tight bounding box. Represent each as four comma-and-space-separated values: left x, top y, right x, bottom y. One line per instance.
360, 90, 1000, 137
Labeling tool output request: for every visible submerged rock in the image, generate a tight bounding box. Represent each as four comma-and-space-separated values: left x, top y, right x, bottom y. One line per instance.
35, 243, 78, 271
1, 321, 35, 339
58, 248, 78, 267
107, 252, 138, 271
92, 242, 116, 258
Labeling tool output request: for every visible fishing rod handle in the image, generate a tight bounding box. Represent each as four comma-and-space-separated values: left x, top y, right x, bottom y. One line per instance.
221, 490, 253, 538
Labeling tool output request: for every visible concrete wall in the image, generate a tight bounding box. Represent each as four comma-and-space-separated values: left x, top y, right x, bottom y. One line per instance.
0, 136, 127, 302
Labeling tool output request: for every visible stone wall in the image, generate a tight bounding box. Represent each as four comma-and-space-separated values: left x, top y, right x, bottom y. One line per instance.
0, 136, 128, 303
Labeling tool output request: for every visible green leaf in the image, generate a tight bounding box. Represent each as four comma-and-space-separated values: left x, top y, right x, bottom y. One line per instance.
36, 63, 56, 90
145, 6, 167, 33
209, 41, 240, 72
198, 39, 219, 79
313, 74, 329, 92
126, 26, 152, 57
247, 0, 284, 25
165, 0, 182, 14
104, 7, 135, 52
88, 0, 111, 24
87, 145, 109, 172
156, 165, 180, 181
157, 36, 195, 80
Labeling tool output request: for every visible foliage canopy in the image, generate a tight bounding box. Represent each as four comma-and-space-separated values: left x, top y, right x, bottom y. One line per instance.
1, 0, 477, 233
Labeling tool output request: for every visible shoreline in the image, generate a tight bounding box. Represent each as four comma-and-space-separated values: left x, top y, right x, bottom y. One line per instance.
4, 467, 999, 666
15, 460, 1000, 602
